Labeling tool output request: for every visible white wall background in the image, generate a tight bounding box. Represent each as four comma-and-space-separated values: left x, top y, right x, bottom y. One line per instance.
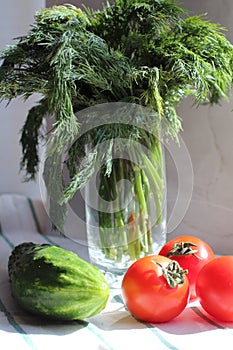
0, 0, 45, 199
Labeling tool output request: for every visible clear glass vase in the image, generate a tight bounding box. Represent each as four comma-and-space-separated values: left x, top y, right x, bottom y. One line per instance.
84, 133, 167, 286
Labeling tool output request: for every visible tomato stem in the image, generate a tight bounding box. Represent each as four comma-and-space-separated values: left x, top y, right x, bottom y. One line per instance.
167, 242, 201, 259
156, 260, 188, 288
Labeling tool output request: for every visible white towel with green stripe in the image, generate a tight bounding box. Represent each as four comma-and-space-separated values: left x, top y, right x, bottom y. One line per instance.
0, 193, 232, 350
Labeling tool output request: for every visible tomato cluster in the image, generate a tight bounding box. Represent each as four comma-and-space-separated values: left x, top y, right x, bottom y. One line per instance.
121, 235, 233, 323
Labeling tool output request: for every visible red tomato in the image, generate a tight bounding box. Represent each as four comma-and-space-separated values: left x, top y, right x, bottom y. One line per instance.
196, 256, 233, 322
159, 235, 214, 299
121, 255, 189, 323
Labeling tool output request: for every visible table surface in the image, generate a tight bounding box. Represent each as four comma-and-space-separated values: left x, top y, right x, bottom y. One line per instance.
0, 193, 232, 350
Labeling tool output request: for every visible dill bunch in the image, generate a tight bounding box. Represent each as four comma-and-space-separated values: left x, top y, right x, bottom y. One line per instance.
0, 1, 232, 262
0, 1, 232, 181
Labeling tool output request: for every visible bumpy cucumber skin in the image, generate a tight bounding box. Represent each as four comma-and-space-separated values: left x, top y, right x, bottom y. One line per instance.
8, 242, 110, 320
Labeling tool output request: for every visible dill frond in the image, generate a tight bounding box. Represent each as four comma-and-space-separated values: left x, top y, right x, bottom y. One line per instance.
0, 0, 232, 209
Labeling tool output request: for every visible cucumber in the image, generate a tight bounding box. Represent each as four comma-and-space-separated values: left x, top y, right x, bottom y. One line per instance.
8, 242, 110, 320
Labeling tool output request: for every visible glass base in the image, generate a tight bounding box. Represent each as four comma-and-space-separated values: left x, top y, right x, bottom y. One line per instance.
89, 249, 128, 289
88, 227, 166, 289
102, 271, 125, 289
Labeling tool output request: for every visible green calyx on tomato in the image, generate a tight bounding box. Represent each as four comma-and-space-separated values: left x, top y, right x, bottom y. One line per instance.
167, 242, 200, 259
157, 260, 188, 288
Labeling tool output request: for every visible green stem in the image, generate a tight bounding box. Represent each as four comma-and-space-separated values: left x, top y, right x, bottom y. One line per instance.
134, 166, 149, 253
96, 135, 165, 263
98, 175, 111, 258
142, 152, 164, 225
112, 162, 128, 260
140, 169, 151, 252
